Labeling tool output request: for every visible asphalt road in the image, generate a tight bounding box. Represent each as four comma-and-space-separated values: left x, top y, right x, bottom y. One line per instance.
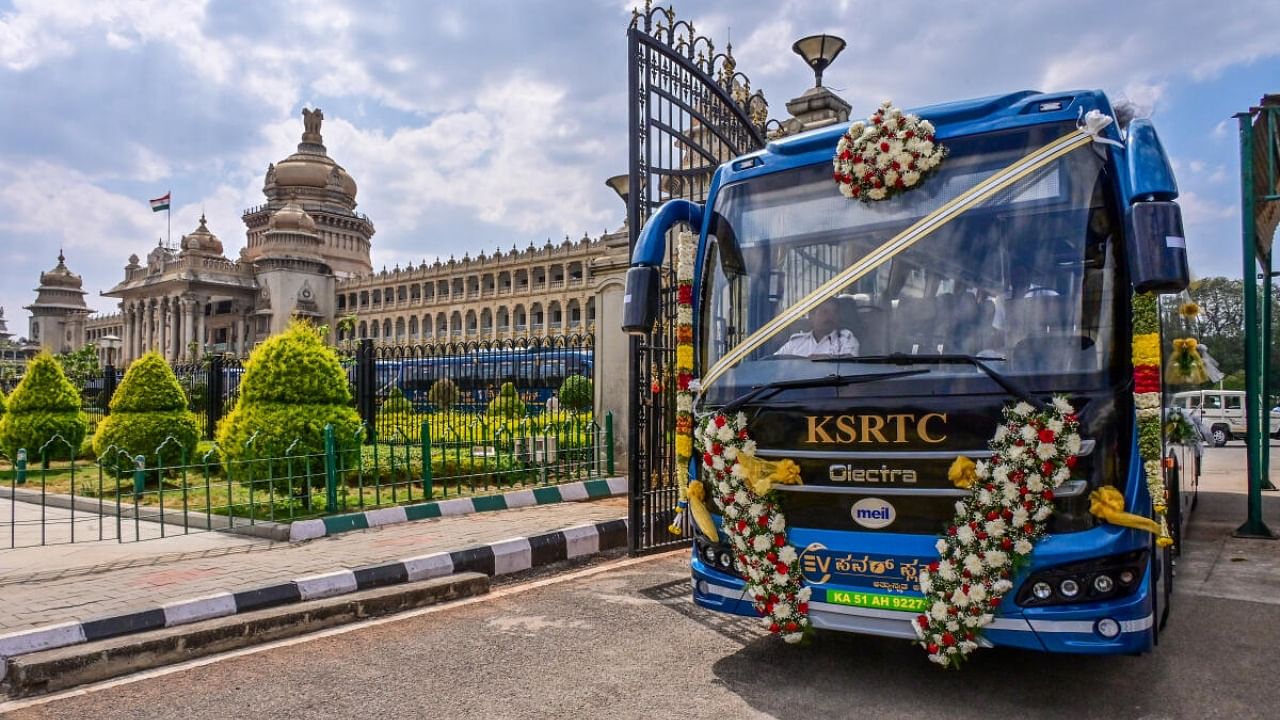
6, 444, 1279, 720
4, 546, 1276, 720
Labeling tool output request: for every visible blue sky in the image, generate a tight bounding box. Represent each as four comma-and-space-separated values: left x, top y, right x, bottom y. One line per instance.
0, 0, 1277, 332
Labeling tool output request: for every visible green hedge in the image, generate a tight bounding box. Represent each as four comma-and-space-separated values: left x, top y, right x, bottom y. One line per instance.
342, 445, 529, 485
93, 353, 200, 470
217, 323, 361, 489
0, 352, 87, 460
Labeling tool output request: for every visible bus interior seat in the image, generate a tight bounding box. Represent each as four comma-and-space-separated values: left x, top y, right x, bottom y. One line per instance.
891, 296, 938, 354
854, 305, 888, 356
934, 292, 982, 354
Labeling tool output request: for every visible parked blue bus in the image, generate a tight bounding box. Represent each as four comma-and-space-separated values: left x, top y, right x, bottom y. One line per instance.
393, 347, 593, 411
625, 90, 1194, 657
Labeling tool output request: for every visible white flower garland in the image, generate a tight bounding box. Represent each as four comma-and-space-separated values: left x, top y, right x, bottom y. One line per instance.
833, 100, 946, 201
915, 396, 1080, 668
698, 412, 811, 643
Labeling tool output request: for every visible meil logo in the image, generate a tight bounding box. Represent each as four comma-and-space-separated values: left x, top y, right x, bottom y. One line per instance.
851, 498, 896, 529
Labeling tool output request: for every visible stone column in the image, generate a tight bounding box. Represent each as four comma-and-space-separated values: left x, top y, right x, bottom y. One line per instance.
180, 299, 193, 361
194, 298, 206, 355
161, 298, 173, 360
145, 300, 156, 354
122, 302, 134, 364
236, 314, 248, 356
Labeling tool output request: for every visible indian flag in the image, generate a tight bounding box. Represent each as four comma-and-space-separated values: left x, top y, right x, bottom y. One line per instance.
149, 192, 170, 212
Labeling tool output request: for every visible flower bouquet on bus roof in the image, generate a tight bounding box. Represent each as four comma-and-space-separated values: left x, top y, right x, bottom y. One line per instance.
833, 100, 948, 201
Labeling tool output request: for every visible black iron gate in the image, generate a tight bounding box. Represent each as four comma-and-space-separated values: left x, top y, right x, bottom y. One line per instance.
626, 2, 769, 554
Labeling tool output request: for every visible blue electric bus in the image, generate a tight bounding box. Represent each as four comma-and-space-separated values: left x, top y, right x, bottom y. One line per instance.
624, 90, 1194, 655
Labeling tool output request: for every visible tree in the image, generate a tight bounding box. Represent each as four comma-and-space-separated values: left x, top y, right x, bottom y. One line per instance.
428, 378, 460, 410
57, 343, 101, 384
559, 374, 593, 413
216, 322, 362, 489
0, 351, 88, 461
487, 382, 526, 419
92, 352, 200, 471
1187, 277, 1244, 379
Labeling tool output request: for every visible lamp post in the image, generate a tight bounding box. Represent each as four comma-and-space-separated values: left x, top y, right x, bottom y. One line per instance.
100, 334, 121, 366
781, 34, 851, 135
791, 34, 847, 88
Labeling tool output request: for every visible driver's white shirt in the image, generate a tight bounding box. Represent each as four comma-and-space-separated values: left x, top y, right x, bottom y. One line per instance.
774, 329, 859, 357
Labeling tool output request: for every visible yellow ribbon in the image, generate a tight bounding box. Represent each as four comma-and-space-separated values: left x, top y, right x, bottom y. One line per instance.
737, 455, 803, 496
1089, 486, 1162, 535
948, 456, 977, 489
686, 480, 719, 541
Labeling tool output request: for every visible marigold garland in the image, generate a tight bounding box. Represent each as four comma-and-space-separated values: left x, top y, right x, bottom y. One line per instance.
669, 232, 698, 535
1132, 292, 1173, 546
698, 412, 811, 643
833, 100, 947, 202
915, 397, 1081, 668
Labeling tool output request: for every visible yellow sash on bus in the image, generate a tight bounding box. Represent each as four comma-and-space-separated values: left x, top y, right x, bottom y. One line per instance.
701, 129, 1097, 391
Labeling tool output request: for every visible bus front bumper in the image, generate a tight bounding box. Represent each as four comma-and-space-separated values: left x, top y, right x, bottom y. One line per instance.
690, 553, 1154, 655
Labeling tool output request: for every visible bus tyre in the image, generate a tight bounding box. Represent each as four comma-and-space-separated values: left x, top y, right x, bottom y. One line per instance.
1211, 425, 1229, 448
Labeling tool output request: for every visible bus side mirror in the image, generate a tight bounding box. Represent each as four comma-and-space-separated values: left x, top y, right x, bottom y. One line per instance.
1127, 200, 1189, 294
622, 266, 661, 335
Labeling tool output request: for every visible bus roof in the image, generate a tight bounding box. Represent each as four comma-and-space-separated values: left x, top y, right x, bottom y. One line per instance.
722, 89, 1113, 184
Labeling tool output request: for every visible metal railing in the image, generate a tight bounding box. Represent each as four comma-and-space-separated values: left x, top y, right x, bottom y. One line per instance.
1, 417, 613, 549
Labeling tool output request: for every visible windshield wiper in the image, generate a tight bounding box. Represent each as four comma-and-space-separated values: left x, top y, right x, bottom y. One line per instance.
813, 353, 1043, 408
718, 368, 930, 415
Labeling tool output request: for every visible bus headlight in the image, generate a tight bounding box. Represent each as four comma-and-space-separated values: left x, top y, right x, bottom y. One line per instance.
693, 536, 742, 579
1016, 550, 1147, 607
1032, 582, 1053, 600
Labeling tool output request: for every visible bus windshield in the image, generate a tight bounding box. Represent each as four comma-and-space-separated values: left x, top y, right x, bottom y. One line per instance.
700, 121, 1123, 405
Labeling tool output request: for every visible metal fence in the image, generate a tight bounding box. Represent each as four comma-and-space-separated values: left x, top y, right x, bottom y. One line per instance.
53, 333, 595, 444
1, 416, 613, 549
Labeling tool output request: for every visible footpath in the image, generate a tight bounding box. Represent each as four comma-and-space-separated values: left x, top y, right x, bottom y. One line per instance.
0, 491, 630, 694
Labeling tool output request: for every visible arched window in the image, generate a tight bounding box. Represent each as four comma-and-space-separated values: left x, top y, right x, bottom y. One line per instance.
409, 315, 419, 339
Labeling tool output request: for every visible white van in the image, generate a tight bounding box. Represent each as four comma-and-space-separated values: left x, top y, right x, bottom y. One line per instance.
1171, 390, 1280, 447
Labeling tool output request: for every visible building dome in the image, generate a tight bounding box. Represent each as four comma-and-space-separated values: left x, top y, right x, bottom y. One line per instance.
268, 198, 318, 234
265, 107, 358, 200
39, 251, 85, 290
179, 214, 225, 257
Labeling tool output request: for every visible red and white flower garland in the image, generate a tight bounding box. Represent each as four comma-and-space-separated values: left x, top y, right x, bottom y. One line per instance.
699, 412, 812, 643
915, 396, 1081, 668
833, 100, 946, 202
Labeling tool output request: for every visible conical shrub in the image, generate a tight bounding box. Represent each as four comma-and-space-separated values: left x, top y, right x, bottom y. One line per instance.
0, 351, 88, 461
93, 352, 200, 469
216, 323, 362, 489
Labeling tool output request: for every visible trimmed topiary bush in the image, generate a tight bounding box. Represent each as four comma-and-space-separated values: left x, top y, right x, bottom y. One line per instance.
428, 378, 459, 410
93, 352, 201, 471
487, 382, 526, 419
0, 351, 88, 462
559, 374, 593, 413
378, 386, 419, 441
216, 322, 362, 490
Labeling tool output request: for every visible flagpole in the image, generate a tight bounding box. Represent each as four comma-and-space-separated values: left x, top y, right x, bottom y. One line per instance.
167, 191, 171, 249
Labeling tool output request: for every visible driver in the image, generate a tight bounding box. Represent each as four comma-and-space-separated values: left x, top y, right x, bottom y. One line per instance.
774, 297, 859, 357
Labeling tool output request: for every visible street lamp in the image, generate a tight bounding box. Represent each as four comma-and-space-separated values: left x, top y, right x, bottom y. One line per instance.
100, 334, 121, 366
605, 174, 630, 209
792, 34, 846, 88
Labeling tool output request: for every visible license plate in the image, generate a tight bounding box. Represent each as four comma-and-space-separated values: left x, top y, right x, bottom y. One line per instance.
825, 588, 927, 613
